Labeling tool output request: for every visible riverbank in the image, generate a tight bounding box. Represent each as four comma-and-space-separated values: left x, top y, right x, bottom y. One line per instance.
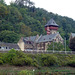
0, 64, 75, 75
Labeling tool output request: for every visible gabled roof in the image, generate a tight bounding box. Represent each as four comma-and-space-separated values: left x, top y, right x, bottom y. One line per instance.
45, 18, 59, 27
71, 33, 75, 38
0, 42, 20, 49
23, 32, 60, 43
23, 36, 36, 42
36, 33, 58, 43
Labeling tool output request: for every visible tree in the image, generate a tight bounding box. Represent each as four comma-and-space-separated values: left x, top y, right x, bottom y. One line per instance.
47, 42, 64, 51
15, 0, 34, 7
69, 37, 75, 51
0, 24, 14, 32
8, 6, 22, 23
0, 4, 8, 17
20, 25, 32, 36
0, 0, 5, 4
0, 30, 20, 43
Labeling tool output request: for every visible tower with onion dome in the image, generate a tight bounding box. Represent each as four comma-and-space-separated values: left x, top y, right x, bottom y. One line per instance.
45, 19, 59, 35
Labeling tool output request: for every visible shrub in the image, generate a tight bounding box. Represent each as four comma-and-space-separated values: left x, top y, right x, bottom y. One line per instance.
12, 56, 33, 66
55, 54, 72, 66
16, 50, 26, 58
0, 57, 4, 65
41, 54, 58, 66
67, 60, 75, 67
3, 49, 17, 64
18, 70, 32, 75
35, 72, 43, 75
32, 59, 38, 67
0, 60, 3, 65
12, 57, 25, 66
24, 56, 33, 66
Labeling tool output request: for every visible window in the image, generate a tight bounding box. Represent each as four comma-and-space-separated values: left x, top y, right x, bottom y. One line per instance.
6, 47, 7, 49
29, 41, 31, 44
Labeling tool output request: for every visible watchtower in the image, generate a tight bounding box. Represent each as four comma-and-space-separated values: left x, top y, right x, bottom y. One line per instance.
45, 19, 59, 35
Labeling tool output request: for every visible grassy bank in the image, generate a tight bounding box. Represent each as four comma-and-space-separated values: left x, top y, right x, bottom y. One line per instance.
0, 49, 75, 74
0, 64, 75, 75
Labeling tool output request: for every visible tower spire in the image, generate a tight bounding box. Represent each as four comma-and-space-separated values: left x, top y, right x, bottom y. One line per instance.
45, 18, 59, 35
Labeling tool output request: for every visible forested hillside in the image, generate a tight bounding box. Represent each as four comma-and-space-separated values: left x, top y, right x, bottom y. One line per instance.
0, 0, 75, 43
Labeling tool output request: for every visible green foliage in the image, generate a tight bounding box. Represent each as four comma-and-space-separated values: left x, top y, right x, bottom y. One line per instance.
67, 60, 75, 67
0, 4, 8, 17
20, 23, 32, 36
3, 49, 17, 64
8, 50, 33, 66
0, 30, 20, 43
1, 49, 75, 68
56, 54, 70, 66
0, 60, 3, 65
47, 42, 65, 51
15, 0, 34, 7
0, 1, 75, 43
12, 57, 25, 66
41, 54, 58, 66
18, 70, 32, 75
0, 53, 4, 65
12, 56, 33, 66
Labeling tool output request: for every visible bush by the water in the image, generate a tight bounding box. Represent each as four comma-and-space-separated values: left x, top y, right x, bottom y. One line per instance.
0, 49, 75, 67
18, 70, 32, 75
41, 54, 58, 66
12, 56, 33, 66
67, 59, 75, 67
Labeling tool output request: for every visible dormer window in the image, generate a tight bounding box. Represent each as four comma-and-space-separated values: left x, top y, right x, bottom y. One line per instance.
53, 22, 55, 24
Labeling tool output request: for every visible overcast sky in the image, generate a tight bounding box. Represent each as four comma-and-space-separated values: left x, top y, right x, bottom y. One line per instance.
5, 0, 75, 20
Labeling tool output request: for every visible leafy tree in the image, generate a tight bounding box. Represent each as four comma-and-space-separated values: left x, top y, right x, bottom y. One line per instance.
15, 0, 34, 7
47, 42, 71, 51
20, 24, 32, 36
0, 4, 8, 17
69, 37, 75, 51
3, 49, 17, 63
0, 24, 14, 31
8, 6, 22, 23
0, 30, 20, 43
47, 42, 64, 51
0, 0, 5, 4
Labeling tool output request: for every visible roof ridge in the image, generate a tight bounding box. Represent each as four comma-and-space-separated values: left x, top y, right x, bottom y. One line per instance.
35, 34, 42, 43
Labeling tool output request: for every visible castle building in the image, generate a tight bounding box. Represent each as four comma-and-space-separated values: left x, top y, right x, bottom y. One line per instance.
18, 19, 63, 51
